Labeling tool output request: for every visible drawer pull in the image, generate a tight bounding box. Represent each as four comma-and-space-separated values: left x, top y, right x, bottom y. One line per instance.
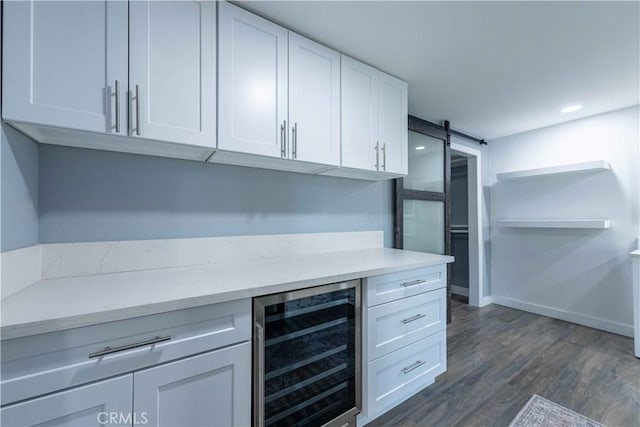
401, 279, 427, 288
402, 313, 426, 324
89, 335, 171, 359
401, 360, 426, 374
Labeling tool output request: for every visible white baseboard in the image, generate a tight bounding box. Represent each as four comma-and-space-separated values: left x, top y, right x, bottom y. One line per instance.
479, 295, 494, 307
451, 285, 469, 297
492, 296, 633, 337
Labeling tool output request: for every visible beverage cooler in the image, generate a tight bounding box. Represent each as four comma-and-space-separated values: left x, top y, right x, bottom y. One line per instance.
253, 280, 362, 427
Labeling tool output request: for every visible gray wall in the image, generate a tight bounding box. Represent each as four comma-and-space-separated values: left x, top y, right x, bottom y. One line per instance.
37, 144, 394, 246
489, 106, 639, 334
1, 124, 39, 251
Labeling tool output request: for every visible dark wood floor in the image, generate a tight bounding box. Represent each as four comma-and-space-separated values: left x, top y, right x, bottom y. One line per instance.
369, 301, 640, 427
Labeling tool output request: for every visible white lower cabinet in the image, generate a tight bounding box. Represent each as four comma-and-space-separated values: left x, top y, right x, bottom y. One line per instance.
0, 300, 252, 427
0, 375, 133, 427
360, 266, 448, 425
366, 331, 447, 417
134, 342, 251, 427
367, 288, 446, 361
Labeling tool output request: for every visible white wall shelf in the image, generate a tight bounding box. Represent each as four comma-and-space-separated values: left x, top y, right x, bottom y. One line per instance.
496, 160, 611, 181
498, 220, 611, 229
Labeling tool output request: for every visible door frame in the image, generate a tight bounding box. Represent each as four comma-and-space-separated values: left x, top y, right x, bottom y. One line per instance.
450, 141, 489, 307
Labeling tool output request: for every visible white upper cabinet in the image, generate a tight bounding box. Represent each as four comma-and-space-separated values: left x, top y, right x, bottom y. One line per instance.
2, 0, 128, 135
288, 33, 341, 166
218, 2, 288, 158
341, 56, 379, 172
129, 1, 216, 148
378, 73, 408, 175
340, 55, 408, 176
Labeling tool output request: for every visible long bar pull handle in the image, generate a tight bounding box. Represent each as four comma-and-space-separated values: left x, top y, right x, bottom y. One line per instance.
135, 84, 141, 136
283, 119, 288, 158
88, 335, 170, 359
255, 324, 265, 427
114, 80, 121, 133
292, 122, 297, 159
382, 142, 386, 171
280, 122, 285, 158
402, 313, 426, 324
402, 360, 426, 374
401, 279, 427, 288
374, 142, 380, 170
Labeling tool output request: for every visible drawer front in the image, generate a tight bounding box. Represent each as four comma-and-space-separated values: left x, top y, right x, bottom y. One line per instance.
367, 288, 446, 361
365, 265, 446, 307
1, 299, 251, 406
366, 330, 446, 417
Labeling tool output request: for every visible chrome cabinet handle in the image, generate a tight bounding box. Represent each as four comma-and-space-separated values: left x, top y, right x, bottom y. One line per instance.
88, 335, 170, 359
283, 120, 288, 158
280, 122, 285, 158
255, 324, 265, 427
402, 313, 426, 324
114, 80, 121, 133
382, 142, 386, 171
374, 142, 380, 170
401, 360, 426, 374
135, 84, 141, 136
401, 279, 427, 288
292, 122, 298, 159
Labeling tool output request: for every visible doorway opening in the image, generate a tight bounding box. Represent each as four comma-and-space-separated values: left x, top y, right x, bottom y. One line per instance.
450, 142, 486, 307
450, 154, 469, 304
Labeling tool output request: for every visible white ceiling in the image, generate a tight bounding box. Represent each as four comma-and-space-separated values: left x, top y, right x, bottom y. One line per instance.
239, 1, 640, 140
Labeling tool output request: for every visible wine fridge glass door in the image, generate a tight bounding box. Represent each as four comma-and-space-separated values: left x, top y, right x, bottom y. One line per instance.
253, 280, 361, 427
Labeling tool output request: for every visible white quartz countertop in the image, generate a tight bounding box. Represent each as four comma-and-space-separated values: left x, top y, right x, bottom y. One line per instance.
1, 248, 453, 340
631, 249, 640, 258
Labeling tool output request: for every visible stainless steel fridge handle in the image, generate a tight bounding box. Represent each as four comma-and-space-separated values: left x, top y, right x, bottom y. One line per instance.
256, 323, 265, 427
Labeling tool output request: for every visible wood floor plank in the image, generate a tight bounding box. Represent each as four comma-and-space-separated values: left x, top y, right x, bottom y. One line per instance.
367, 301, 640, 427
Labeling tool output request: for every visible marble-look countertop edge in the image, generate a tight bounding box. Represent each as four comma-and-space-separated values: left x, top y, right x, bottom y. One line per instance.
1, 249, 453, 340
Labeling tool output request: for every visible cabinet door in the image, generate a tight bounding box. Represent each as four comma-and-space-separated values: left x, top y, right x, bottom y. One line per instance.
378, 73, 408, 175
134, 342, 251, 427
0, 375, 132, 427
341, 55, 378, 171
218, 2, 288, 158
129, 0, 216, 148
288, 33, 341, 166
2, 0, 128, 135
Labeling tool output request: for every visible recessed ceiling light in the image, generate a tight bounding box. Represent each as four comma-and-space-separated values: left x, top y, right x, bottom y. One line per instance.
415, 146, 425, 150
561, 105, 583, 113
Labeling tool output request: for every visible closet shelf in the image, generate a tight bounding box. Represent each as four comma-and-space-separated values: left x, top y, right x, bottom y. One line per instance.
496, 160, 611, 181
498, 220, 611, 229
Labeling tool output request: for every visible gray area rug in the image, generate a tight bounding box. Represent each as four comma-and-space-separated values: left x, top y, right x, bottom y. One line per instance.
509, 395, 606, 427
